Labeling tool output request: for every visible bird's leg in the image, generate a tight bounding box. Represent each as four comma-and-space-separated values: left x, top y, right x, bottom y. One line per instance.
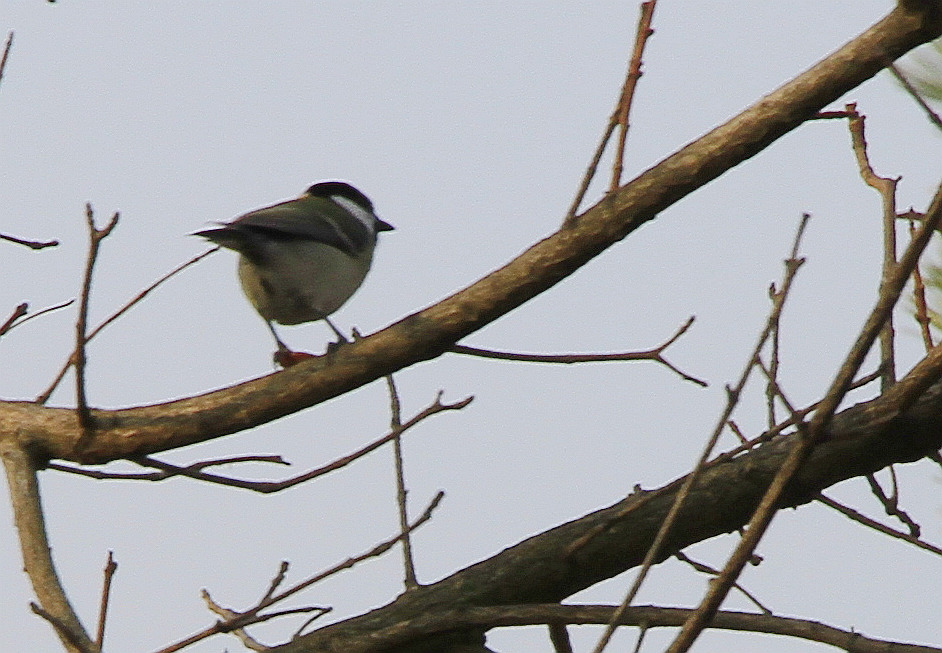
324, 316, 350, 344
267, 321, 291, 353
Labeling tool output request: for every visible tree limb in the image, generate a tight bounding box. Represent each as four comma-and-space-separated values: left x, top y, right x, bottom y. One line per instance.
2, 1, 940, 466
275, 362, 942, 652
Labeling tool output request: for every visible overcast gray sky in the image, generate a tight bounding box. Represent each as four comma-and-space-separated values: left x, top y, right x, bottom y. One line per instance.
1, 3, 941, 652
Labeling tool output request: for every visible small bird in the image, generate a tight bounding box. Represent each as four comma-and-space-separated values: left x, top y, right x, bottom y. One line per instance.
194, 181, 394, 354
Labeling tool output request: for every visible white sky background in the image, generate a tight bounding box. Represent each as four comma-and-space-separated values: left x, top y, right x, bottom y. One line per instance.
1, 2, 941, 652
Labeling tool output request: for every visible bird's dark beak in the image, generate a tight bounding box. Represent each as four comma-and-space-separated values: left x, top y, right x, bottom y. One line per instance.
376, 218, 395, 232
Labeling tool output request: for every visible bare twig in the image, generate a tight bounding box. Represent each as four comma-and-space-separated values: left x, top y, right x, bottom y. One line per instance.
29, 604, 94, 653
847, 103, 899, 390
0, 232, 60, 250
0, 30, 13, 89
258, 561, 290, 605
910, 220, 935, 350
568, 366, 882, 562
565, 122, 617, 225
2, 300, 75, 340
0, 302, 28, 338
756, 357, 800, 420
591, 213, 809, 653
4, 299, 75, 336
866, 469, 921, 537
726, 420, 748, 444
290, 606, 333, 639
764, 346, 780, 427
812, 109, 857, 119
711, 366, 883, 461
674, 552, 772, 615
154, 492, 444, 653
564, 1, 658, 224
665, 181, 942, 653
95, 551, 117, 649
203, 579, 331, 652
610, 1, 658, 192
450, 316, 706, 387
129, 394, 469, 492
816, 493, 942, 556
73, 205, 120, 449
201, 590, 268, 652
1, 440, 96, 653
50, 395, 470, 495
889, 63, 942, 132
630, 623, 650, 653
37, 247, 218, 404
265, 491, 442, 616
49, 454, 288, 481
386, 375, 418, 588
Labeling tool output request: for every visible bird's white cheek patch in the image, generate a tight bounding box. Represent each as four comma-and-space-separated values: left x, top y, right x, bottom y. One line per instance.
331, 195, 377, 233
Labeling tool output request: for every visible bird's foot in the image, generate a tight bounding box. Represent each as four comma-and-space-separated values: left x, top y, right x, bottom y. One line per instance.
273, 347, 317, 368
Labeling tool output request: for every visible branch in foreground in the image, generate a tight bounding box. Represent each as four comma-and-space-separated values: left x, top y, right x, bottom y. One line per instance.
666, 180, 942, 653
889, 62, 942, 131
5, 2, 940, 466
385, 375, 419, 588
592, 212, 809, 653
609, 0, 658, 193
0, 30, 13, 89
95, 551, 117, 650
276, 358, 942, 653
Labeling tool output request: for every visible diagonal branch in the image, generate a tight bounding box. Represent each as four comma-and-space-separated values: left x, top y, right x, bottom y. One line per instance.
37, 246, 217, 405
279, 351, 942, 653
3, 2, 941, 466
665, 178, 942, 653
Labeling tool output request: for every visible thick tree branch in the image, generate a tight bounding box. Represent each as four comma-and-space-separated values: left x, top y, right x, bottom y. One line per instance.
1, 2, 940, 466
274, 355, 942, 652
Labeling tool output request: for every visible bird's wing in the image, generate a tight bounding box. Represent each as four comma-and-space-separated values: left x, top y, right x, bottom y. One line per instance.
231, 196, 369, 255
